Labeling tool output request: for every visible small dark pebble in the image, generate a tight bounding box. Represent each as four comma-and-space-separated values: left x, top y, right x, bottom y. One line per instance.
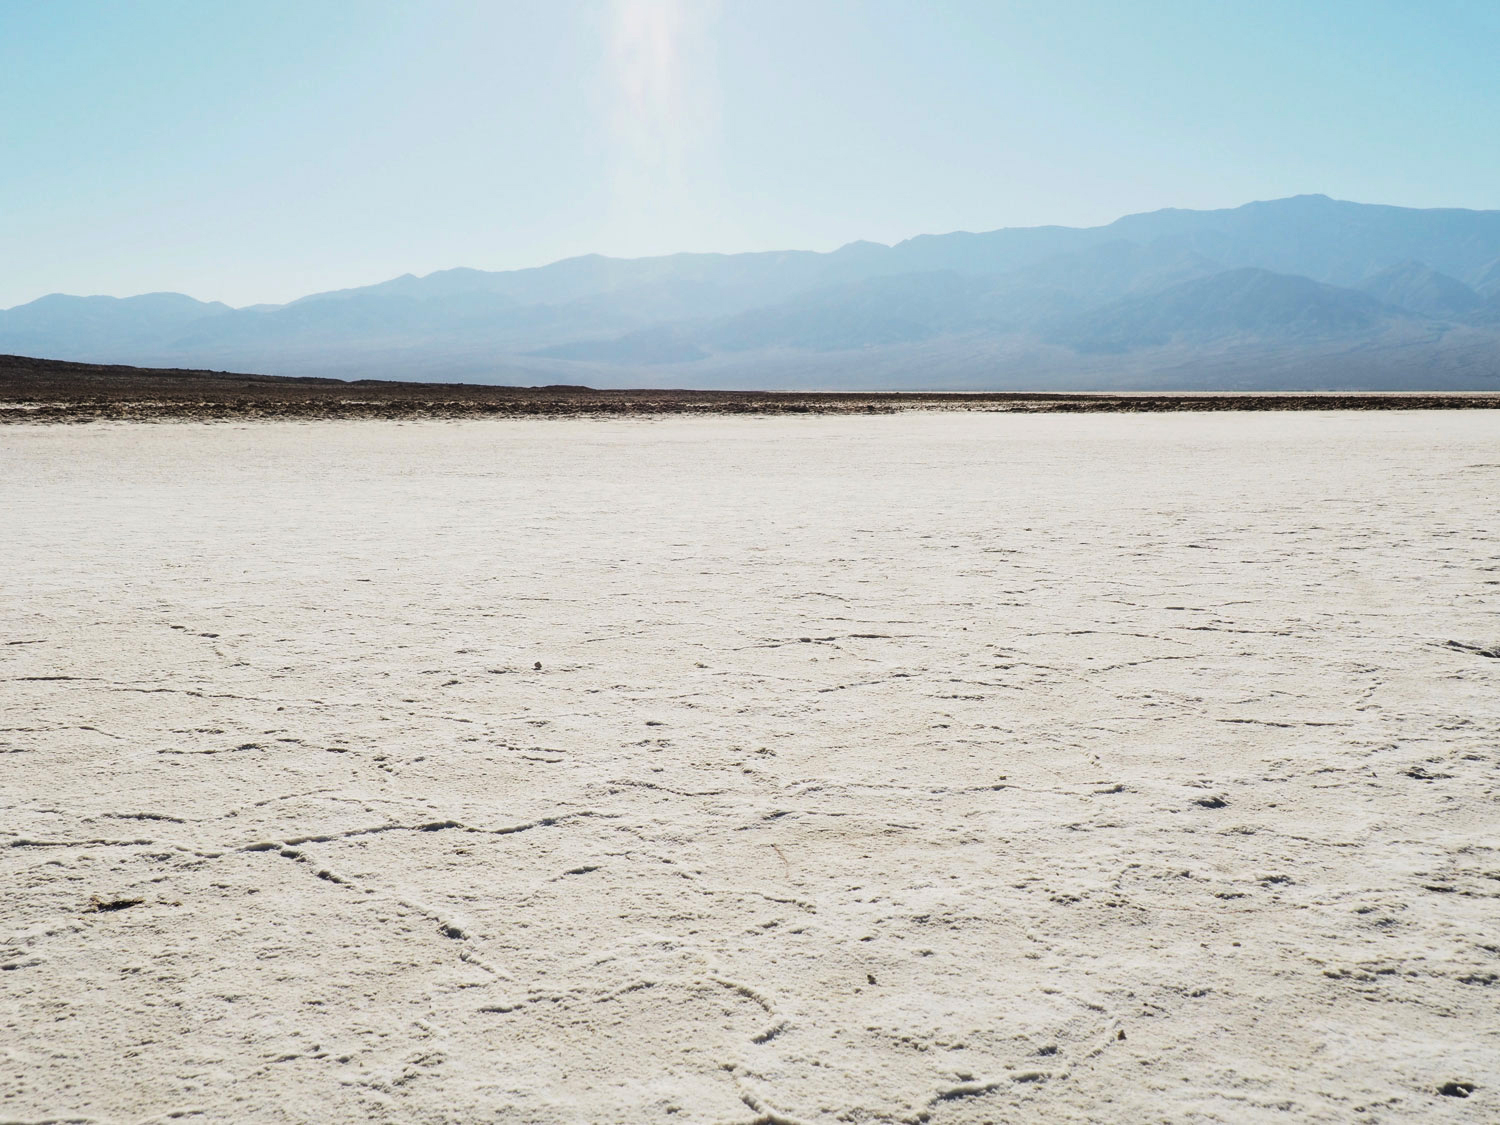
1445, 640, 1500, 659
1117, 1029, 1126, 1041
533, 661, 542, 670
88, 897, 144, 913
867, 973, 877, 985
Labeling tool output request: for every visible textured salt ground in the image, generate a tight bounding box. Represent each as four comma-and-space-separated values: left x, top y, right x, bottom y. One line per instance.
1, 412, 1497, 1124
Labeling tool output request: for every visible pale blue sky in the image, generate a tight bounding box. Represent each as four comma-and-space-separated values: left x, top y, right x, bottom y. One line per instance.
3, 0, 1498, 307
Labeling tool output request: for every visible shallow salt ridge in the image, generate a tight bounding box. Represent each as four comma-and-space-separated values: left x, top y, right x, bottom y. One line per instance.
2, 411, 1497, 1123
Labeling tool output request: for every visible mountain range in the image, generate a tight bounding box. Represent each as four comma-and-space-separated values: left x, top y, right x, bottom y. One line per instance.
6, 194, 1500, 389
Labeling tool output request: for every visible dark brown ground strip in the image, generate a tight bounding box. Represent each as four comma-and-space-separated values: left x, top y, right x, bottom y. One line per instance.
4, 354, 1499, 421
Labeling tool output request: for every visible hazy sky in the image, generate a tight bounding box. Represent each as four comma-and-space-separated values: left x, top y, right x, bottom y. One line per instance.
4, 0, 1498, 308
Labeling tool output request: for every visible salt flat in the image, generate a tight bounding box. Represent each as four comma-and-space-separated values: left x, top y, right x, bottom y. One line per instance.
2, 412, 1497, 1124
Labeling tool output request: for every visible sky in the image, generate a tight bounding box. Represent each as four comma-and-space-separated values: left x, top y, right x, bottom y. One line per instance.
3, 0, 1499, 309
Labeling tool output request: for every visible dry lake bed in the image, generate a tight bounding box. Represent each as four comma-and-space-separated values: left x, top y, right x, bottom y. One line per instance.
2, 411, 1497, 1123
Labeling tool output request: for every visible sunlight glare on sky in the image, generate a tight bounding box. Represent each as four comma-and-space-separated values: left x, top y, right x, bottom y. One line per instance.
1, 0, 1497, 307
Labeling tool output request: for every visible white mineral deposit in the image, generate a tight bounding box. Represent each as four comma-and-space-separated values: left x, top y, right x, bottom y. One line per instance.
3, 411, 1496, 1122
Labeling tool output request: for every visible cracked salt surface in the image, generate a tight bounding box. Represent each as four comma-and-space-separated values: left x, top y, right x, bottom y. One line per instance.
2, 412, 1497, 1123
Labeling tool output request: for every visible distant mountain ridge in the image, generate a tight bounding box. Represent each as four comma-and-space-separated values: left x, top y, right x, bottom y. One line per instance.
5, 194, 1500, 390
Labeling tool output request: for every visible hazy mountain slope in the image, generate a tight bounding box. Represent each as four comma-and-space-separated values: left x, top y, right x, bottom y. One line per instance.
288, 243, 894, 315
1357, 261, 1483, 318
495, 323, 1500, 394
532, 243, 1226, 362
5, 195, 1500, 389
532, 325, 707, 364
1047, 269, 1404, 353
0, 292, 230, 354
1102, 195, 1500, 286
999, 240, 1221, 302
871, 195, 1500, 289
704, 271, 1005, 352
287, 192, 1500, 315
1469, 257, 1500, 299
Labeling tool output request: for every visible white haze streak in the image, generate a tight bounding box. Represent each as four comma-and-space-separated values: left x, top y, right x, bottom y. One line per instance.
606, 0, 719, 250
